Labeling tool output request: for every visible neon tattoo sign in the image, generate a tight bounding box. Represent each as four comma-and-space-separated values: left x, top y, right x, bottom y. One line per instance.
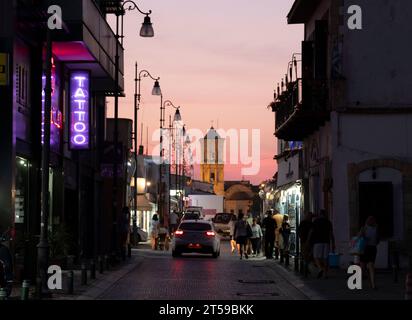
70, 71, 90, 149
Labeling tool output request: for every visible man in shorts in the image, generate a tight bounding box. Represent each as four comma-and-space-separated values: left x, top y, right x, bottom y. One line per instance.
307, 210, 335, 279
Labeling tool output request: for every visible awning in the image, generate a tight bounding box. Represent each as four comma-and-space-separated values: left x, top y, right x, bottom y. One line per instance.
137, 195, 152, 211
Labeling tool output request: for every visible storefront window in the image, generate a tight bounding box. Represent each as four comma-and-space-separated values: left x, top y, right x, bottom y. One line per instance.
279, 184, 302, 256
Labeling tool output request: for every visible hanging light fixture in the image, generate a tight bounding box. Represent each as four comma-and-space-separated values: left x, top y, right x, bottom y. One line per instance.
152, 80, 162, 96
140, 15, 154, 37
174, 108, 182, 122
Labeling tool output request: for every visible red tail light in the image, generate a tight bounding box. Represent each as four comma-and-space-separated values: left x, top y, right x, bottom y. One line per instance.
175, 230, 184, 236
206, 231, 215, 237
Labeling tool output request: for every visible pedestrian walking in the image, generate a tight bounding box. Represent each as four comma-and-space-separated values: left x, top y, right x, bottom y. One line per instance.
262, 211, 276, 259
297, 212, 314, 276
250, 218, 263, 256
307, 210, 335, 279
279, 215, 291, 266
229, 214, 237, 254
158, 219, 170, 251
150, 214, 160, 250
169, 210, 179, 235
273, 210, 283, 259
359, 216, 379, 289
246, 213, 253, 255
234, 213, 250, 259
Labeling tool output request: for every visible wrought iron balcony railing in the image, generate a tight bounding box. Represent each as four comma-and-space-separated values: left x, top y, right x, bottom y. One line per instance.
274, 78, 329, 141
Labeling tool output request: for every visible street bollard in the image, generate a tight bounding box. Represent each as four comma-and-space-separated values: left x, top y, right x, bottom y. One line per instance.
67, 270, 74, 294
0, 288, 7, 300
90, 260, 96, 280
81, 263, 87, 286
405, 273, 412, 300
21, 280, 30, 300
98, 256, 104, 274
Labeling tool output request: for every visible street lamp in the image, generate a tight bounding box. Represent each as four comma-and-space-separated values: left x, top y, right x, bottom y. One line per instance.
133, 64, 161, 245
112, 0, 154, 262
161, 100, 181, 221
181, 131, 191, 210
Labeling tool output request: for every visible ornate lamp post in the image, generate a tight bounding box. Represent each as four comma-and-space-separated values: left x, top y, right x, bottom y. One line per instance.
112, 0, 154, 261
161, 100, 182, 221
133, 65, 161, 245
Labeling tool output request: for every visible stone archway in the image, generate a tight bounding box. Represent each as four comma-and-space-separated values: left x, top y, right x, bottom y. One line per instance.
224, 184, 255, 215
347, 159, 412, 253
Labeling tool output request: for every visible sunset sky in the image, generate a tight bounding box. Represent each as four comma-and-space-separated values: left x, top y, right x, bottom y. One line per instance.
107, 0, 303, 184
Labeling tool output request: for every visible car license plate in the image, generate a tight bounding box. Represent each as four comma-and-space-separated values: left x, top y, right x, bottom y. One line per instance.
188, 243, 202, 249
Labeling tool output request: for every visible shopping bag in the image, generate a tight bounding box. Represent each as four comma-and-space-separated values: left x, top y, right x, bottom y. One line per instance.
349, 236, 365, 255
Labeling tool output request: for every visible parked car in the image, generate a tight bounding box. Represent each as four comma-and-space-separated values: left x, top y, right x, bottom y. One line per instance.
212, 213, 236, 237
172, 220, 220, 258
185, 206, 204, 218
181, 211, 202, 221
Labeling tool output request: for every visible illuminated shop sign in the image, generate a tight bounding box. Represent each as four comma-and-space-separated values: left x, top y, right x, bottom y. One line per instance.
70, 71, 90, 149
41, 59, 62, 147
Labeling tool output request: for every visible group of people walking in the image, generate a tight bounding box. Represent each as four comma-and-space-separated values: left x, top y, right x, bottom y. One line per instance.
297, 210, 379, 289
230, 209, 379, 289
262, 210, 291, 264
229, 211, 292, 261
229, 213, 264, 259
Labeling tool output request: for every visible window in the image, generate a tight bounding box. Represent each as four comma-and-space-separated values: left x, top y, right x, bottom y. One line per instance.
180, 223, 212, 231
210, 172, 215, 182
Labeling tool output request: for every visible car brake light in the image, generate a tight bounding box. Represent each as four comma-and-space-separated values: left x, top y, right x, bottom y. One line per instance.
206, 231, 215, 236
175, 230, 184, 236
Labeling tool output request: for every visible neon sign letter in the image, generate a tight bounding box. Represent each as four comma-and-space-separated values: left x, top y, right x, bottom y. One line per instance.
70, 71, 90, 149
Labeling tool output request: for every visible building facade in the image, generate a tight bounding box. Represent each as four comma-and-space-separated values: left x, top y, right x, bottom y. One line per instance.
273, 0, 412, 268
0, 0, 125, 281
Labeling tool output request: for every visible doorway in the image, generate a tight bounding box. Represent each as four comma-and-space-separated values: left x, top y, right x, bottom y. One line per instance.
359, 182, 393, 239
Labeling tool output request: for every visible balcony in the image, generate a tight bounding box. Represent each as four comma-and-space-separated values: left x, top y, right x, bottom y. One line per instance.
274, 78, 329, 141
47, 0, 124, 92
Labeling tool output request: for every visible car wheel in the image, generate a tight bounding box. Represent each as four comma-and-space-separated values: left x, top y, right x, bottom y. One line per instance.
172, 250, 181, 258
136, 234, 142, 244
212, 251, 219, 259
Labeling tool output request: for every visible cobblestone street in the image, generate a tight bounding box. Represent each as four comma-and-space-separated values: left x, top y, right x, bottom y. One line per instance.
97, 240, 311, 300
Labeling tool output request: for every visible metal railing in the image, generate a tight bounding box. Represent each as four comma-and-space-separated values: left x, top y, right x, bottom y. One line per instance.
275, 78, 329, 131
275, 79, 302, 130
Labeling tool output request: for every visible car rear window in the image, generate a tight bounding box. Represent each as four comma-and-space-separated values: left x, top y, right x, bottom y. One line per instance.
214, 214, 233, 224
180, 223, 212, 231
183, 213, 200, 219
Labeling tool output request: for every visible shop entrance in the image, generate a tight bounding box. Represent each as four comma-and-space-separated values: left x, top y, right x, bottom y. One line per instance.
359, 182, 393, 239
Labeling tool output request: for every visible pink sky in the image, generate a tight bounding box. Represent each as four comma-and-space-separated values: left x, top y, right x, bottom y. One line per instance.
108, 0, 303, 185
